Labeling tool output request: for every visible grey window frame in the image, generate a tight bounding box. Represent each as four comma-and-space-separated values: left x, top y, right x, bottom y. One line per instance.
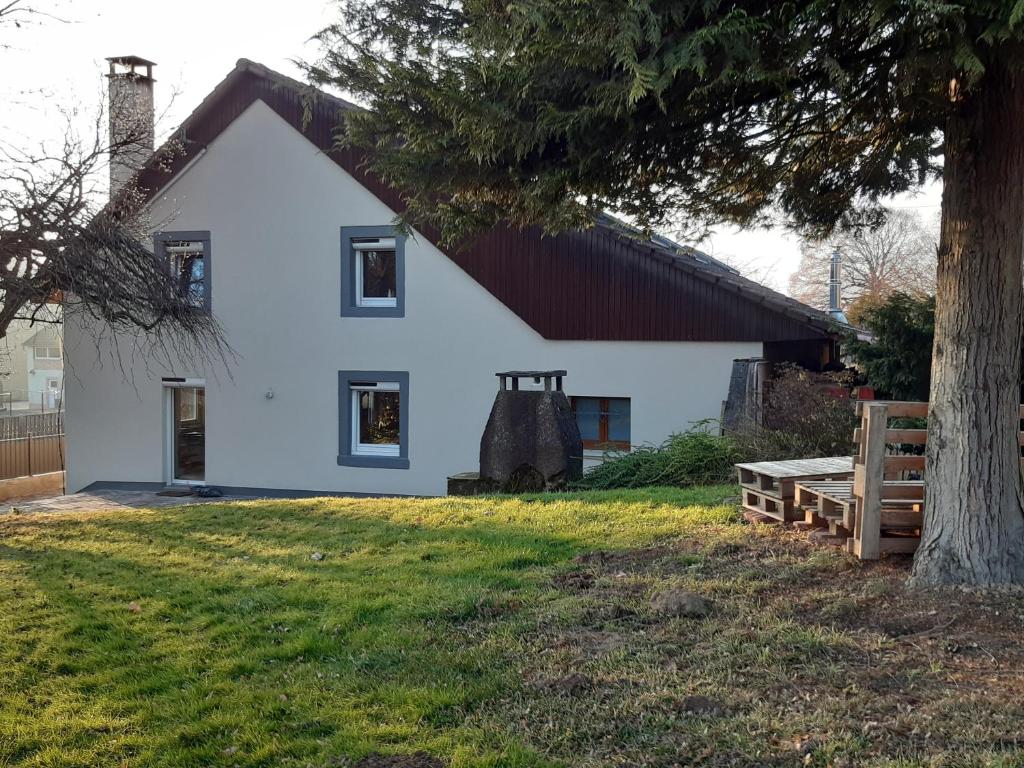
338, 370, 410, 469
154, 230, 212, 313
340, 226, 406, 318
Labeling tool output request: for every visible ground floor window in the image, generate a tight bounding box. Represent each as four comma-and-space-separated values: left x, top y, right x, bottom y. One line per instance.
571, 396, 631, 450
352, 382, 400, 456
338, 371, 410, 469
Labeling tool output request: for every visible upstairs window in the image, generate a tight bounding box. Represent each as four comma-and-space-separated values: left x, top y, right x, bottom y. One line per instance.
155, 231, 211, 312
341, 226, 406, 318
572, 396, 631, 450
34, 346, 61, 360
353, 238, 397, 308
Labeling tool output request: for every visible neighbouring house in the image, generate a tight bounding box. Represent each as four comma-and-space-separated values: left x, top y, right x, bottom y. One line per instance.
23, 329, 64, 411
63, 57, 841, 497
0, 317, 63, 413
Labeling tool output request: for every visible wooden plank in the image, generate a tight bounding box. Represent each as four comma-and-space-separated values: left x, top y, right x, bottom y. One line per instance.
853, 464, 866, 497
880, 508, 923, 528
854, 403, 887, 560
878, 481, 925, 500
860, 401, 1024, 420
733, 457, 854, 479
856, 400, 928, 418
885, 429, 928, 445
884, 455, 925, 472
742, 488, 795, 521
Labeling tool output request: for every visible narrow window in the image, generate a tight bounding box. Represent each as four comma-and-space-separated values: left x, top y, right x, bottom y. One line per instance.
166, 240, 206, 307
571, 396, 631, 450
338, 371, 410, 468
341, 227, 405, 318
353, 238, 398, 308
154, 231, 211, 312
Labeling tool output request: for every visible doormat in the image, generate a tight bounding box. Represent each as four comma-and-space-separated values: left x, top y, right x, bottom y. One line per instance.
156, 488, 194, 497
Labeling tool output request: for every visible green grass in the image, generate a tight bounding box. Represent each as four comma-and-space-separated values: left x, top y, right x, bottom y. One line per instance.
0, 486, 1021, 767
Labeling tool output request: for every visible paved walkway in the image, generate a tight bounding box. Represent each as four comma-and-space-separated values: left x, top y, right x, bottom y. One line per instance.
7, 488, 260, 514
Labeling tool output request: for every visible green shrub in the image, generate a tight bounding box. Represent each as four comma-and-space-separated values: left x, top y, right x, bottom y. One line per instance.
845, 292, 935, 401
578, 423, 738, 490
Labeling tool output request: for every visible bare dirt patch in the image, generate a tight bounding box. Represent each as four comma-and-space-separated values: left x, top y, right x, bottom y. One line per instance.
484, 525, 1024, 767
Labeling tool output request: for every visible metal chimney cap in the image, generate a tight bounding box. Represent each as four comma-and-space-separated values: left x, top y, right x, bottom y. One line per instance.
106, 56, 157, 80
106, 55, 157, 67
494, 370, 567, 378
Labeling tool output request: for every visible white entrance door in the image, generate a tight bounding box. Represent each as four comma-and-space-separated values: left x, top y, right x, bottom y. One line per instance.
165, 381, 205, 484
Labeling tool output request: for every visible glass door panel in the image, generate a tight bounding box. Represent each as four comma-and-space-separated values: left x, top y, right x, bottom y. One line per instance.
173, 387, 205, 481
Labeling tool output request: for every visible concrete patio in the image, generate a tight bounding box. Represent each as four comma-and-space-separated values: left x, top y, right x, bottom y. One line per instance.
5, 488, 262, 514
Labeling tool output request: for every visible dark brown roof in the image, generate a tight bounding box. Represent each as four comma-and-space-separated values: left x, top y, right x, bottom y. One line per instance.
132, 59, 839, 343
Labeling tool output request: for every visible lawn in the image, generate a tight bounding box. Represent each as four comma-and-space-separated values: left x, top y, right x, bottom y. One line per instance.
0, 487, 1022, 767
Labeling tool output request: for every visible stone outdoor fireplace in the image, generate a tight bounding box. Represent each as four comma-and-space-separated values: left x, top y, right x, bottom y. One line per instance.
448, 370, 583, 494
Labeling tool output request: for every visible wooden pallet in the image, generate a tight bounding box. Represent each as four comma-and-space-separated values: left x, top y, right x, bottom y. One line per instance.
736, 457, 854, 523
741, 487, 795, 521
795, 480, 855, 541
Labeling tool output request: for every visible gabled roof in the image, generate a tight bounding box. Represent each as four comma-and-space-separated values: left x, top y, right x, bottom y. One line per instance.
23, 329, 61, 348
131, 59, 840, 343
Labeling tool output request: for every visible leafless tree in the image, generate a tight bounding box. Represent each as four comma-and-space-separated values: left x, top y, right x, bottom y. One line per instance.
788, 208, 938, 311
0, 3, 227, 372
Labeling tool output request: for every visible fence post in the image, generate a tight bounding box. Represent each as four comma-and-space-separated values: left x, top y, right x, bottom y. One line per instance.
854, 403, 887, 559
27, 432, 32, 477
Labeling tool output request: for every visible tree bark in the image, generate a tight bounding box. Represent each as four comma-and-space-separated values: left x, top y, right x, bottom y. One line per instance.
911, 58, 1024, 586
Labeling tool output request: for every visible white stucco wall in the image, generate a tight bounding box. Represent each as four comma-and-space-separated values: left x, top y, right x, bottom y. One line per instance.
64, 100, 761, 496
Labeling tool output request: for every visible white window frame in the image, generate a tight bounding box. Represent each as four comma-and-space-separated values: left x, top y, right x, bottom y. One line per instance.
352, 238, 398, 309
350, 380, 400, 457
35, 346, 61, 360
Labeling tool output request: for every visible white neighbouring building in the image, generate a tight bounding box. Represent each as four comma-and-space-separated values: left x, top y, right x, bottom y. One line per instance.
64, 58, 840, 497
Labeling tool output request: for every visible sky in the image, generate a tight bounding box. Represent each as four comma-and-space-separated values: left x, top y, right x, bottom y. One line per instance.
2, 0, 944, 296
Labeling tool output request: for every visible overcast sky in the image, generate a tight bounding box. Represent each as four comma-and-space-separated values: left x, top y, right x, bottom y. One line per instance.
2, 0, 943, 295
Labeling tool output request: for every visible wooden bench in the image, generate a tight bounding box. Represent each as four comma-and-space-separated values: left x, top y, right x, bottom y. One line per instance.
736, 457, 854, 522
850, 402, 929, 558
777, 399, 1024, 560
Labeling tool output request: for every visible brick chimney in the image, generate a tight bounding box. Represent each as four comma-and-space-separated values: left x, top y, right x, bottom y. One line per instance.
106, 55, 156, 197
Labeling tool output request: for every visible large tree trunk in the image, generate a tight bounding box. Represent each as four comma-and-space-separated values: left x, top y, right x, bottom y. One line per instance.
911, 59, 1024, 586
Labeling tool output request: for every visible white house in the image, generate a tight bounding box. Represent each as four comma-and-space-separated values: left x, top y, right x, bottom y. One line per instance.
63, 58, 839, 497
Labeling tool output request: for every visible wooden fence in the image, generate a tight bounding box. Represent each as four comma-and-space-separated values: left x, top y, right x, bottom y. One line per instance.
0, 411, 65, 480
0, 433, 65, 480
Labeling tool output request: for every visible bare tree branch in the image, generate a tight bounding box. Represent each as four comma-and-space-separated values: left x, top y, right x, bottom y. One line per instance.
0, 53, 230, 373
788, 207, 938, 311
